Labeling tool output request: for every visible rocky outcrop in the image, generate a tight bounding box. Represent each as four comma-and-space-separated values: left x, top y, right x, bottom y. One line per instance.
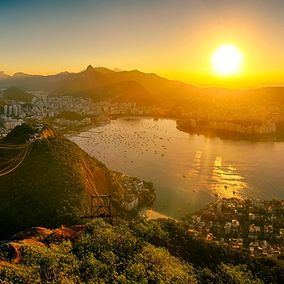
0, 225, 86, 264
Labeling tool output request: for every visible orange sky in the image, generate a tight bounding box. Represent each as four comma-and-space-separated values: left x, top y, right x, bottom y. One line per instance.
0, 1, 283, 88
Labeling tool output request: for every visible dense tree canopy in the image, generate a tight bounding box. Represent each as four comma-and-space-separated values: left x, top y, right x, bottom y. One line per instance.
1, 218, 283, 283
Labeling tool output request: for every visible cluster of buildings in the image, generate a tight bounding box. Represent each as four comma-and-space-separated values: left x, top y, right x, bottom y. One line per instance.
180, 97, 284, 123
3, 104, 23, 118
0, 103, 25, 132
12, 96, 162, 121
0, 117, 24, 132
110, 172, 155, 212
29, 96, 102, 119
102, 102, 169, 117
208, 120, 276, 134
178, 118, 277, 135
0, 95, 102, 134
186, 198, 284, 257
0, 93, 163, 135
53, 117, 92, 128
1, 88, 282, 139
0, 91, 184, 135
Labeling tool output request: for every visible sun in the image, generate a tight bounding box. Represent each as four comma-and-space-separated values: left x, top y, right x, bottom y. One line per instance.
212, 44, 243, 76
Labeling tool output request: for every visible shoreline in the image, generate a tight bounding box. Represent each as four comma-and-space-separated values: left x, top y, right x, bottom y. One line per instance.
62, 120, 111, 137
176, 123, 284, 143
67, 116, 284, 219
64, 114, 284, 143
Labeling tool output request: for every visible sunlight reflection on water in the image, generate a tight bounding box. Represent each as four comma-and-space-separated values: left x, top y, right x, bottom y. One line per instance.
69, 118, 284, 218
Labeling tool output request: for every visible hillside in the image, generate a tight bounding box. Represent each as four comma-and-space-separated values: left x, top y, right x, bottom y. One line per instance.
67, 80, 155, 104
0, 218, 283, 283
0, 124, 115, 239
51, 65, 186, 105
0, 72, 73, 91
0, 71, 10, 80
2, 87, 34, 103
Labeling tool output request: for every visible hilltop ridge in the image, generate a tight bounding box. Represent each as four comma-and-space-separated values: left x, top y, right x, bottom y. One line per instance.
0, 124, 113, 238
0, 124, 154, 239
1, 65, 284, 109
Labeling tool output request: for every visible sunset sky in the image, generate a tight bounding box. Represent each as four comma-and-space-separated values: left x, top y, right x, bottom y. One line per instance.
0, 0, 284, 87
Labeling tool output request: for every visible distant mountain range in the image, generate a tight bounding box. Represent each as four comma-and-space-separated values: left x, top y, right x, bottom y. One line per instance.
0, 71, 10, 80
0, 65, 195, 105
1, 65, 284, 108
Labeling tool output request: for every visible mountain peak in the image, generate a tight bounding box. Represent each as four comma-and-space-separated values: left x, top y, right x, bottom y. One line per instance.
86, 65, 94, 71
13, 72, 31, 77
55, 71, 70, 76
0, 71, 10, 79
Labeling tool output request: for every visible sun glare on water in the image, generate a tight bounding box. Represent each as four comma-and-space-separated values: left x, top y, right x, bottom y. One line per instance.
212, 44, 243, 76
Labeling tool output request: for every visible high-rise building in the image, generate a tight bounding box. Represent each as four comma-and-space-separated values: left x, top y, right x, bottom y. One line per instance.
17, 105, 22, 116
8, 105, 13, 116
3, 105, 8, 116
12, 105, 18, 117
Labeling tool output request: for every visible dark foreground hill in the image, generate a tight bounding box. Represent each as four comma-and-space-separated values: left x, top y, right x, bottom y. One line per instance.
0, 218, 283, 283
0, 124, 114, 239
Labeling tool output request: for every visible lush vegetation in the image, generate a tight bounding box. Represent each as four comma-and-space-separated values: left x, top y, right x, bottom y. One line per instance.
0, 124, 113, 239
2, 87, 34, 103
1, 124, 284, 283
1, 218, 284, 283
55, 111, 85, 121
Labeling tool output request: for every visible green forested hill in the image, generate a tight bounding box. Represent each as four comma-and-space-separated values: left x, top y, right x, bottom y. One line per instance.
0, 124, 113, 239
2, 87, 34, 103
